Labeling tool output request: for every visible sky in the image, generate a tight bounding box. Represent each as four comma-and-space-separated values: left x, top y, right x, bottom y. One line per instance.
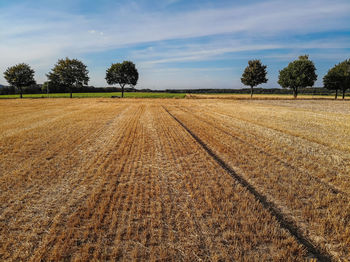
0, 0, 349, 89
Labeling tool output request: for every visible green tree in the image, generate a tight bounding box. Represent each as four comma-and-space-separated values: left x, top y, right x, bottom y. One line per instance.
337, 59, 350, 99
3, 63, 36, 98
278, 55, 317, 98
47, 58, 89, 98
327, 59, 350, 99
339, 59, 350, 99
241, 60, 268, 98
105, 61, 139, 98
323, 64, 342, 99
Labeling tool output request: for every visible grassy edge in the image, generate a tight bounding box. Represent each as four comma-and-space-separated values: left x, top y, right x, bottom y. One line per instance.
1, 92, 348, 100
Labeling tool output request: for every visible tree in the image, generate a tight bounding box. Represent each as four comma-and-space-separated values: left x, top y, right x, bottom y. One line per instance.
338, 59, 350, 99
278, 55, 317, 98
3, 63, 36, 98
323, 64, 342, 99
47, 58, 89, 98
105, 61, 138, 98
324, 59, 350, 100
241, 60, 268, 98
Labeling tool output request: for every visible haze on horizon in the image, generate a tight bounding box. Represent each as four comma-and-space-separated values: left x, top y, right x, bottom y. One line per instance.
0, 0, 349, 89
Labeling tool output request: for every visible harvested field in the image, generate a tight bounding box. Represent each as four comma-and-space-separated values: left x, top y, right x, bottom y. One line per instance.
0, 98, 349, 261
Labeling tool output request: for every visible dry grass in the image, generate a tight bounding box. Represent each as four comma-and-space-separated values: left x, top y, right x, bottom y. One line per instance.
166, 98, 350, 260
1, 98, 349, 261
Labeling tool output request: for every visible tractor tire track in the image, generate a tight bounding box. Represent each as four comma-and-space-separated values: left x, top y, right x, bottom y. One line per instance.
176, 105, 347, 197
163, 105, 332, 262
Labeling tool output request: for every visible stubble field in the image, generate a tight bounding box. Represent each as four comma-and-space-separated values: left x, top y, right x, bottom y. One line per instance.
0, 98, 349, 261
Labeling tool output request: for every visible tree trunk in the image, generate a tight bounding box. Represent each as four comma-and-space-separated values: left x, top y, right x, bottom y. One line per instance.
335, 89, 338, 100
121, 84, 125, 98
19, 87, 23, 99
20, 92, 23, 99
70, 92, 72, 98
293, 88, 298, 99
343, 89, 345, 100
250, 86, 253, 99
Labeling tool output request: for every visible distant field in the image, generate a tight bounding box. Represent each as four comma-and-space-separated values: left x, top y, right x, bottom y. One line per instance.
1, 98, 349, 260
0, 92, 186, 99
186, 93, 349, 99
2, 92, 348, 100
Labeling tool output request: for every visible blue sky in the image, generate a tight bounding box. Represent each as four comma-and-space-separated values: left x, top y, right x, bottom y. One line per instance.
0, 0, 349, 89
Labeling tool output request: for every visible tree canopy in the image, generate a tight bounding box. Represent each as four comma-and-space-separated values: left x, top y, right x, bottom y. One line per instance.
105, 61, 138, 98
3, 63, 36, 98
47, 58, 89, 98
278, 55, 317, 98
241, 60, 268, 98
324, 59, 350, 99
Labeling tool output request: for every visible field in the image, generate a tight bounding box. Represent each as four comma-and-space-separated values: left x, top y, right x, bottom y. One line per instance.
0, 98, 349, 261
186, 93, 349, 100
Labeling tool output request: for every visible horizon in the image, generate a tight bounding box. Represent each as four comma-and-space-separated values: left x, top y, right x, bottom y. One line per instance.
0, 0, 349, 89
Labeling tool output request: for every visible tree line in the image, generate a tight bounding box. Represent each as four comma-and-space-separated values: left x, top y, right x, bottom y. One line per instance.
2, 56, 349, 99
3, 58, 138, 98
241, 55, 350, 99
